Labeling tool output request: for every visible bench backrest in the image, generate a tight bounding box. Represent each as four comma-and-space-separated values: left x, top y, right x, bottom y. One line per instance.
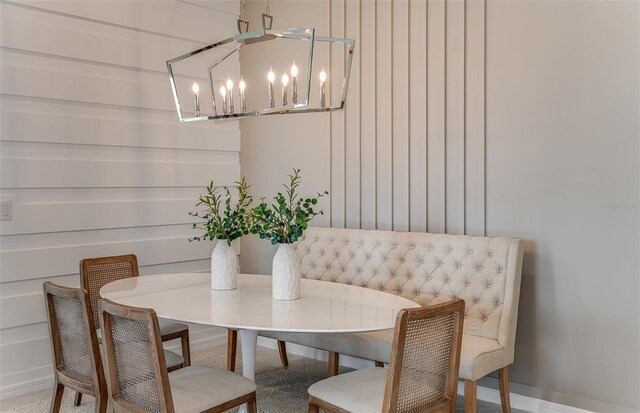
295, 227, 524, 347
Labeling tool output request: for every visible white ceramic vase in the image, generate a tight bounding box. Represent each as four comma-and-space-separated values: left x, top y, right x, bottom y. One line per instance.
210, 239, 237, 290
272, 243, 300, 300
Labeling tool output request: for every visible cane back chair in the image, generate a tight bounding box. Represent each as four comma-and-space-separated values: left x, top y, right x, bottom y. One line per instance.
308, 299, 465, 413
99, 298, 257, 413
43, 282, 108, 413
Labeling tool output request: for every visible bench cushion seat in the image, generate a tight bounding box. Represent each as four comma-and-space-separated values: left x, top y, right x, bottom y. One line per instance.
260, 330, 507, 381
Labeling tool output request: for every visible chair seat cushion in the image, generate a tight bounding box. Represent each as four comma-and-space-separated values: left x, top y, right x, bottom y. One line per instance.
261, 331, 508, 381
308, 367, 387, 413
158, 319, 189, 337
164, 349, 184, 370
169, 365, 257, 413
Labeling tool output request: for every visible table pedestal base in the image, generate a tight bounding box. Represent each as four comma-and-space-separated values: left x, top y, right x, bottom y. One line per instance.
239, 329, 258, 413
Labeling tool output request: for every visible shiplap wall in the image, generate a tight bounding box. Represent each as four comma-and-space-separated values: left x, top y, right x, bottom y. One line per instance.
328, 0, 485, 235
0, 0, 239, 398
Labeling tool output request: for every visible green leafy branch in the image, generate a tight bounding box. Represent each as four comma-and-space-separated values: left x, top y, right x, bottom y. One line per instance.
189, 177, 253, 246
249, 169, 328, 245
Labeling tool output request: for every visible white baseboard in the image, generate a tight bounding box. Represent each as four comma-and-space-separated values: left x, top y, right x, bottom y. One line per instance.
258, 337, 636, 413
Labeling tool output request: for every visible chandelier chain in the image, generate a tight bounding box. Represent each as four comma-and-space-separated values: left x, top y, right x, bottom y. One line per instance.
265, 0, 270, 15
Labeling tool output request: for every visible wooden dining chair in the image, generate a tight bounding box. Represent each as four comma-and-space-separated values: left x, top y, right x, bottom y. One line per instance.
43, 282, 108, 413
99, 297, 258, 413
76, 254, 189, 406
308, 299, 465, 413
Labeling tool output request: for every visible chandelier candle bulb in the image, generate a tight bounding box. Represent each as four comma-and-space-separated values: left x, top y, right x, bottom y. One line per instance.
226, 77, 234, 113
220, 85, 228, 115
267, 68, 276, 108
281, 73, 289, 106
291, 62, 298, 104
192, 82, 200, 116
319, 69, 327, 108
239, 78, 247, 113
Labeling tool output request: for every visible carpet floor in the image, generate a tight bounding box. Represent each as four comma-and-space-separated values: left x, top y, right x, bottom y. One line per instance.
1, 346, 526, 413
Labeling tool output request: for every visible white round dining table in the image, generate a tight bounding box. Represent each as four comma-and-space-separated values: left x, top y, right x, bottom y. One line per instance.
101, 272, 419, 409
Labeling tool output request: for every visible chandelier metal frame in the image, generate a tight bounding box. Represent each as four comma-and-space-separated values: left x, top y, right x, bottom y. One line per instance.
166, 27, 355, 123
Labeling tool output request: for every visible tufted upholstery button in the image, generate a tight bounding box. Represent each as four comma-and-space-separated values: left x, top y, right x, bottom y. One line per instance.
358, 269, 362, 273
384, 258, 388, 262
489, 252, 493, 257
487, 283, 492, 288
381, 287, 385, 291
346, 241, 349, 245
483, 317, 487, 321
469, 250, 473, 254
464, 315, 467, 319
499, 268, 503, 273
374, 271, 378, 275
394, 244, 398, 248
391, 273, 396, 278
435, 293, 439, 297
466, 282, 470, 286
411, 245, 416, 249
430, 247, 434, 251
398, 289, 402, 294
446, 278, 450, 283
409, 275, 413, 279
313, 265, 317, 269
420, 260, 424, 264
427, 277, 432, 281
401, 258, 405, 263
449, 248, 453, 252
457, 264, 461, 268
475, 299, 479, 304
377, 243, 381, 246
438, 262, 442, 266
337, 254, 340, 257
478, 266, 482, 270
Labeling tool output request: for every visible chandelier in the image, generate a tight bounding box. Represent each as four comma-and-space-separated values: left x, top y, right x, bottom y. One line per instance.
166, 0, 355, 123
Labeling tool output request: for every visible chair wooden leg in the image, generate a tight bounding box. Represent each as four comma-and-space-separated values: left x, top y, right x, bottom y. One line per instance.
277, 340, 289, 367
464, 380, 478, 413
94, 393, 108, 413
49, 383, 64, 413
328, 351, 339, 376
375, 360, 384, 367
73, 391, 83, 406
499, 367, 512, 413
227, 329, 237, 371
246, 399, 257, 413
308, 403, 320, 413
180, 331, 191, 367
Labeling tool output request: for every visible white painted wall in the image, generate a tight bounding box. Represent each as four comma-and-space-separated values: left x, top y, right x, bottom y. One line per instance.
240, 0, 640, 412
0, 0, 239, 399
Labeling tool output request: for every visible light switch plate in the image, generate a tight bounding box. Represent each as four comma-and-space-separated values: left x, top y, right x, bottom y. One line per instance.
1, 200, 12, 221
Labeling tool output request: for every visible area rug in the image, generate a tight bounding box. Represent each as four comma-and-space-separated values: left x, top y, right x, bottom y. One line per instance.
2, 347, 525, 413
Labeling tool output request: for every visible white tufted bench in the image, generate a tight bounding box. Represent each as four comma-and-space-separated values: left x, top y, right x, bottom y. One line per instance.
259, 227, 524, 413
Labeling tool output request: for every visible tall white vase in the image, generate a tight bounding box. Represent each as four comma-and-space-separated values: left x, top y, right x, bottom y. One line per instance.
272, 243, 300, 300
210, 239, 237, 290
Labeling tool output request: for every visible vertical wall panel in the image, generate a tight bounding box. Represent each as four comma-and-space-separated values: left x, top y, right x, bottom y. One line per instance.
445, 0, 466, 234
465, 0, 486, 236
330, 0, 346, 228
375, 0, 393, 230
392, 0, 410, 232
329, 0, 485, 236
344, 0, 361, 229
359, 0, 377, 230
427, 0, 447, 233
408, 0, 429, 233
